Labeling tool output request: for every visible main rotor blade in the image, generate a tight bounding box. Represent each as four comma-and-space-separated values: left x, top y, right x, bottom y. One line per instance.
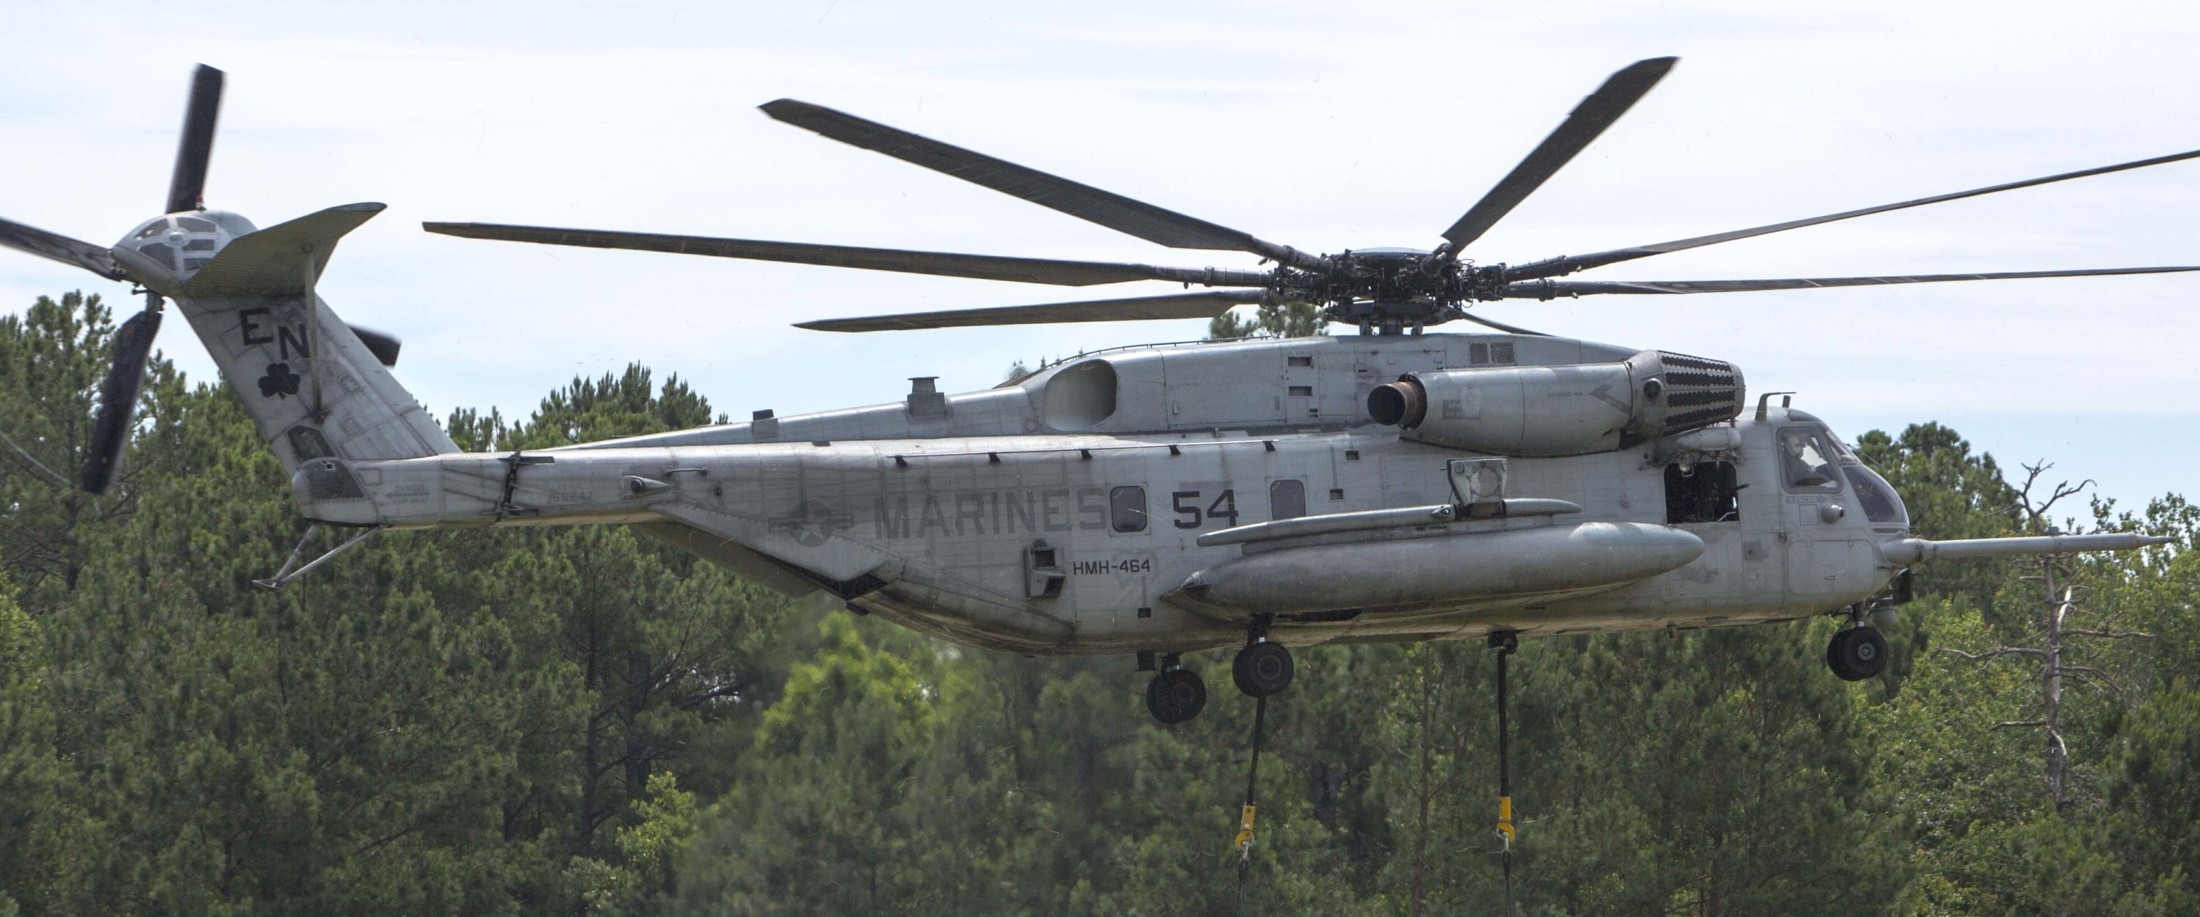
1451, 311, 1549, 336
423, 222, 1273, 288
1504, 265, 2200, 298
760, 100, 1324, 270
1439, 57, 1676, 256
795, 289, 1272, 333
165, 64, 224, 215
1509, 147, 2200, 281
0, 216, 126, 280
81, 309, 160, 495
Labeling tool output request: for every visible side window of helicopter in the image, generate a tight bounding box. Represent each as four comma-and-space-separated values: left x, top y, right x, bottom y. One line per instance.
1779, 428, 1843, 494
1269, 479, 1307, 521
1110, 486, 1148, 533
1664, 461, 1740, 524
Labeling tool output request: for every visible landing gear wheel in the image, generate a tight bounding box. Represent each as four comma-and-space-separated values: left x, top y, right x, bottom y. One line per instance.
1232, 641, 1294, 698
1826, 626, 1889, 681
1146, 667, 1207, 724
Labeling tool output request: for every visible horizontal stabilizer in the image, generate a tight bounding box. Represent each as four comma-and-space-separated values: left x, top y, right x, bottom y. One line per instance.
183, 202, 385, 297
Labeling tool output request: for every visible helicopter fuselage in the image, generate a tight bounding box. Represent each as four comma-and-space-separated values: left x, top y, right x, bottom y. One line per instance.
307, 413, 1892, 657
291, 332, 1908, 657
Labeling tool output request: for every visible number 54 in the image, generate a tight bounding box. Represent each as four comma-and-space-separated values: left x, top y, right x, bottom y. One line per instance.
1171, 489, 1238, 529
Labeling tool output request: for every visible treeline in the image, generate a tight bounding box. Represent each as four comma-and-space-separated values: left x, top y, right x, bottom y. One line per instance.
1, 292, 2195, 915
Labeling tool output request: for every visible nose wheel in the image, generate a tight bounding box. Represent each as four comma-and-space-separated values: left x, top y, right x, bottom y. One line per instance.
1825, 625, 1889, 681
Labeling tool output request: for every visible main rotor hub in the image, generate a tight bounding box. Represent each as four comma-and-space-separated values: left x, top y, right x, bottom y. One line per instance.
1276, 249, 1513, 333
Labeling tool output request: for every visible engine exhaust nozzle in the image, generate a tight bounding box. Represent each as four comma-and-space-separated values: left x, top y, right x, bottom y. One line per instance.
1367, 377, 1426, 427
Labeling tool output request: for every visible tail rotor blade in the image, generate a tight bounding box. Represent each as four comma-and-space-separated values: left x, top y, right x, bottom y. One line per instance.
0, 216, 126, 280
80, 310, 161, 495
165, 65, 225, 214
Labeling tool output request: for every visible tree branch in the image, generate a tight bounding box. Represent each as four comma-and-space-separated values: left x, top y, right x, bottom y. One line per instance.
2062, 666, 2128, 699
2063, 628, 2154, 640
1943, 646, 2044, 662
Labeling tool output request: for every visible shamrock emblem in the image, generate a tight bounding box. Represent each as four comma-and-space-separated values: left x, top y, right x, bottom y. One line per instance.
257, 362, 302, 399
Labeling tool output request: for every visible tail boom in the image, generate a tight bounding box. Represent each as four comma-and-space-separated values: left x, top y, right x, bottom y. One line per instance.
153, 203, 457, 481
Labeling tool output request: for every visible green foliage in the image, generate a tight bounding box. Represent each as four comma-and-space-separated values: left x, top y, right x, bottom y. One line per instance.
1, 288, 2194, 913
1855, 423, 2024, 615
2088, 495, 2200, 694
1859, 460, 2200, 915
574, 771, 703, 914
0, 292, 181, 613
0, 574, 61, 916
1519, 628, 1908, 915
507, 363, 721, 450
1206, 302, 1327, 340
2102, 684, 2200, 913
0, 311, 784, 913
1867, 600, 2051, 914
676, 614, 942, 914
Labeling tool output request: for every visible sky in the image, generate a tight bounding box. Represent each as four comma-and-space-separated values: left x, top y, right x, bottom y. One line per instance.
2, 0, 2196, 516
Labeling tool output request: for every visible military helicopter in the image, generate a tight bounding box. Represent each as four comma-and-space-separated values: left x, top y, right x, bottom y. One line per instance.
0, 59, 2178, 731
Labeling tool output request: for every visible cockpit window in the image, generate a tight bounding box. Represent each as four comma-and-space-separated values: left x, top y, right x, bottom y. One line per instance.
134, 220, 170, 240
1842, 462, 1907, 526
1779, 428, 1842, 493
175, 217, 217, 233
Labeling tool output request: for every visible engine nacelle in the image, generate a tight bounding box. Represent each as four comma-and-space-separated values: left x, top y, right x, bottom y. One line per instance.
1366, 350, 1744, 456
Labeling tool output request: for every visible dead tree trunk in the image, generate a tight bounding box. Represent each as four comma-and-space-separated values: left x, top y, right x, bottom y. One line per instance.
2042, 580, 2070, 811
1945, 462, 2151, 817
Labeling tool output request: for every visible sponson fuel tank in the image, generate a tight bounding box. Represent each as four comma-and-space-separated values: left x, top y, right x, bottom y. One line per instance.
1166, 522, 1706, 618
1366, 349, 1744, 456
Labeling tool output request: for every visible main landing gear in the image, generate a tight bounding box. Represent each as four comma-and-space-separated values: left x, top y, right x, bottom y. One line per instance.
1139, 617, 1298, 725
1144, 654, 1207, 725
1232, 616, 1294, 699
1824, 602, 1892, 681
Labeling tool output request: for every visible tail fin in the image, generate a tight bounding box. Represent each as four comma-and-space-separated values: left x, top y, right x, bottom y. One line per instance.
168, 202, 457, 472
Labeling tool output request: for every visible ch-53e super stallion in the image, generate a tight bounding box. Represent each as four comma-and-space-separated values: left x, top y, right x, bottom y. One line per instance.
1, 59, 2181, 733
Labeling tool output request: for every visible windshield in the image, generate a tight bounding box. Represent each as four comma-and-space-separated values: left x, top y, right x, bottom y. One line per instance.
1841, 461, 1907, 527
